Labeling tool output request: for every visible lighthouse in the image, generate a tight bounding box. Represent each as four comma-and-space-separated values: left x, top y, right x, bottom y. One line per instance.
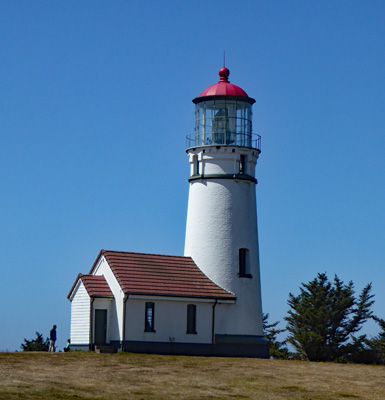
184, 66, 267, 354
68, 65, 268, 358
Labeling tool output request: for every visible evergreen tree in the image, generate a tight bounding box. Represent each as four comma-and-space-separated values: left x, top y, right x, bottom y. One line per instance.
285, 273, 374, 362
263, 313, 290, 359
21, 332, 49, 351
364, 317, 385, 364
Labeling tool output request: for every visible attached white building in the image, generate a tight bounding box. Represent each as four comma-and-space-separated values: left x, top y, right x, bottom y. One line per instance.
68, 250, 262, 355
68, 66, 269, 357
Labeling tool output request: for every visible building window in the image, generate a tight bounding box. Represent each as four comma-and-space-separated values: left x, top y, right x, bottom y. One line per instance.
186, 304, 197, 334
144, 302, 155, 332
239, 155, 246, 174
238, 248, 252, 278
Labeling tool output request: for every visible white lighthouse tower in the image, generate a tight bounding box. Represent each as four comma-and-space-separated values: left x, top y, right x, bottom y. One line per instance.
184, 66, 268, 356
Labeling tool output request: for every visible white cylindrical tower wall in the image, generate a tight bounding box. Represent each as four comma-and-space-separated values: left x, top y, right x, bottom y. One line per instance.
184, 145, 264, 336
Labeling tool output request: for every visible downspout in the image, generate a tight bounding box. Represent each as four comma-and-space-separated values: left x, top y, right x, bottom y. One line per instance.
89, 298, 95, 350
121, 294, 129, 352
211, 299, 218, 344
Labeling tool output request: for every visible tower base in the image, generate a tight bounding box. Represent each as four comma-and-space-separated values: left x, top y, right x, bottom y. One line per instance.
214, 334, 269, 358
115, 335, 269, 358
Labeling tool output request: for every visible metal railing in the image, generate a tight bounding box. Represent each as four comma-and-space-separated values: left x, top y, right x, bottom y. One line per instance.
186, 132, 261, 151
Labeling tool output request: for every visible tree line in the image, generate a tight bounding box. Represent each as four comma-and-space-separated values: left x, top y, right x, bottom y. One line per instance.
264, 272, 385, 364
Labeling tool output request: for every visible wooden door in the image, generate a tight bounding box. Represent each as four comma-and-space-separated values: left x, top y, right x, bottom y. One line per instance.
94, 309, 107, 344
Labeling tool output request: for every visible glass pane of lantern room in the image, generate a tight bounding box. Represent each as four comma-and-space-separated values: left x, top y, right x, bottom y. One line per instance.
246, 105, 251, 127
197, 104, 205, 145
236, 103, 245, 120
212, 101, 227, 144
234, 102, 244, 145
226, 101, 236, 144
245, 104, 252, 147
204, 101, 214, 144
195, 103, 207, 145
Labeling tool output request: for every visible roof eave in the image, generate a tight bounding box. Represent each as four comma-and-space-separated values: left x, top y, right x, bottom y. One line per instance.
67, 273, 83, 300
192, 94, 256, 105
123, 291, 236, 301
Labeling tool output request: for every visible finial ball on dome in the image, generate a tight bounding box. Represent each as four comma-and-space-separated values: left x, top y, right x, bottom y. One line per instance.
219, 67, 230, 82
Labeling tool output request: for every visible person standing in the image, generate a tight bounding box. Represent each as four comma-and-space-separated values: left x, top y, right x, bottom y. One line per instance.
49, 325, 57, 352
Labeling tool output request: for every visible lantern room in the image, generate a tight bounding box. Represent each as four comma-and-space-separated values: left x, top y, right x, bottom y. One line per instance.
186, 67, 261, 150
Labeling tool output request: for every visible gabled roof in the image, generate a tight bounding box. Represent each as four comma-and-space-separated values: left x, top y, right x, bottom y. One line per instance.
90, 249, 236, 300
68, 274, 113, 300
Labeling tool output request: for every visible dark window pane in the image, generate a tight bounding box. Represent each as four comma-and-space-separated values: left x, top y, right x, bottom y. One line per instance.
240, 155, 246, 174
239, 249, 247, 276
187, 304, 196, 334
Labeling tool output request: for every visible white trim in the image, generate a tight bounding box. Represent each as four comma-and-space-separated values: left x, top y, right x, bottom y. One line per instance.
68, 279, 83, 302
92, 255, 105, 275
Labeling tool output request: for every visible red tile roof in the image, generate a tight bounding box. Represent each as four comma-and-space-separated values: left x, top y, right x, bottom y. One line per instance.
68, 274, 113, 299
194, 67, 255, 104
81, 274, 114, 298
89, 250, 236, 300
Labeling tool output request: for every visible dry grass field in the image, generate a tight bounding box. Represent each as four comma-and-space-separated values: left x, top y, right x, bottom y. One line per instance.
0, 352, 384, 400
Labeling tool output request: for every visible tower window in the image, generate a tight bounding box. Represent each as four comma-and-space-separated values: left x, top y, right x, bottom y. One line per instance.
239, 155, 247, 174
186, 304, 197, 334
144, 302, 155, 332
192, 155, 199, 176
238, 248, 252, 278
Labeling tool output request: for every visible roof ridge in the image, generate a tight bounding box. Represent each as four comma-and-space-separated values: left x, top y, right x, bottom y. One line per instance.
102, 249, 191, 259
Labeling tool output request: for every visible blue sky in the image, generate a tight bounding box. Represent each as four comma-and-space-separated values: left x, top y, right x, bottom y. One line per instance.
1, 1, 384, 351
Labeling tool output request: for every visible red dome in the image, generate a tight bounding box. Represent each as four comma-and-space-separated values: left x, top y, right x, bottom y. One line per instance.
198, 67, 250, 98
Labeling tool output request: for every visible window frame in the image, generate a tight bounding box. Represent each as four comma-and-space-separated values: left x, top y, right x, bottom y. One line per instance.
239, 154, 247, 174
144, 302, 156, 332
238, 248, 253, 278
186, 304, 197, 334
192, 154, 199, 176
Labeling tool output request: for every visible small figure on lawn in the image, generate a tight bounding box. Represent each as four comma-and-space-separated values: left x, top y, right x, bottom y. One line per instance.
49, 325, 57, 352
64, 339, 70, 352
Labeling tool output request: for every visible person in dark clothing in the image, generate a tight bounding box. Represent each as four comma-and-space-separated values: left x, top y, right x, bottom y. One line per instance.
64, 339, 70, 352
49, 325, 57, 352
